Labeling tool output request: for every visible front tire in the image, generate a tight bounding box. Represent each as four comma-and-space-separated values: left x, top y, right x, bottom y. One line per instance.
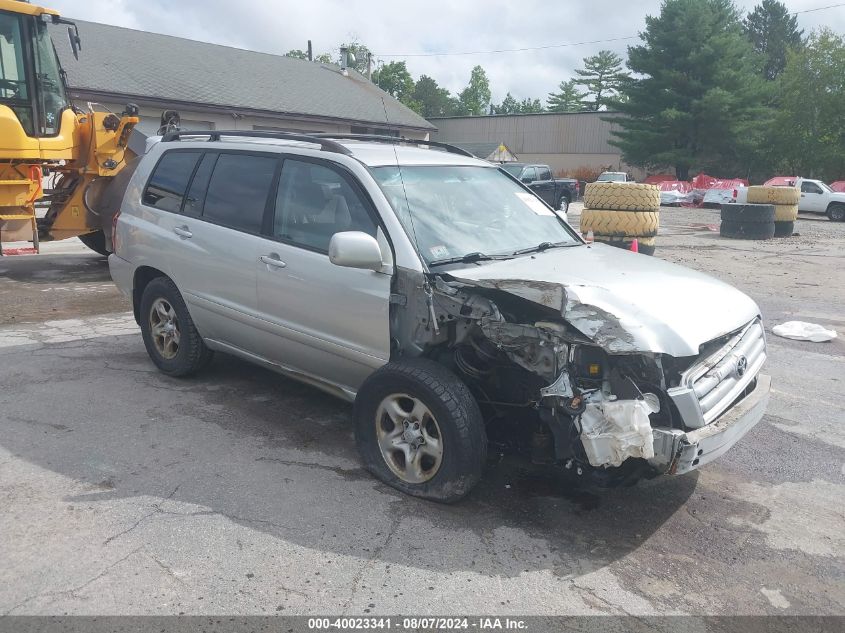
828, 204, 845, 222
354, 358, 487, 503
139, 277, 213, 377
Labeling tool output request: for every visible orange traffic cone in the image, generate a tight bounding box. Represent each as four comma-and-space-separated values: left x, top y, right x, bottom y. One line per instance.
630, 238, 639, 253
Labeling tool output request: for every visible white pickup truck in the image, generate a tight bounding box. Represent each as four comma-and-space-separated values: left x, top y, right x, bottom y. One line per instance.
735, 178, 845, 221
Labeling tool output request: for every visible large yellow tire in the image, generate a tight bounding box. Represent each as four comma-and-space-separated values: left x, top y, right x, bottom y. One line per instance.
584, 182, 660, 212
747, 186, 800, 205
773, 203, 798, 222
580, 209, 659, 237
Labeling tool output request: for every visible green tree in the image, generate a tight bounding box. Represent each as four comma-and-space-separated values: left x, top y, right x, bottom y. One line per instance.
373, 61, 415, 101
609, 0, 771, 180
314, 52, 334, 64
574, 50, 630, 111
547, 79, 584, 112
458, 65, 492, 115
492, 92, 520, 114
518, 97, 544, 113
743, 0, 803, 80
413, 75, 457, 118
493, 94, 545, 114
771, 29, 845, 180
285, 49, 309, 60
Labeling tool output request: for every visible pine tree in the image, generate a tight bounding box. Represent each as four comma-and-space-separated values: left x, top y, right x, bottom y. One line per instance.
547, 80, 584, 112
609, 0, 771, 180
573, 50, 629, 111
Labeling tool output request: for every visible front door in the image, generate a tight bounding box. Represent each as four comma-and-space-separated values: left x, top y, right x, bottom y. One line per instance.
800, 181, 826, 213
254, 157, 392, 393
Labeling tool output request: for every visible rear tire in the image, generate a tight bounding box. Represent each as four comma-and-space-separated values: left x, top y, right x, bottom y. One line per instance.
720, 220, 775, 240
139, 277, 213, 377
720, 203, 775, 224
559, 196, 569, 213
828, 204, 845, 222
354, 358, 486, 503
78, 230, 109, 256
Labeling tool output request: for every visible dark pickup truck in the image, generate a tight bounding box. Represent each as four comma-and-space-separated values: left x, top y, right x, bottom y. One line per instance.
500, 163, 579, 211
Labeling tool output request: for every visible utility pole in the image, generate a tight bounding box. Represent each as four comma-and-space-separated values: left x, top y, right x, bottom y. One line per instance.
307, 40, 312, 61
366, 52, 372, 81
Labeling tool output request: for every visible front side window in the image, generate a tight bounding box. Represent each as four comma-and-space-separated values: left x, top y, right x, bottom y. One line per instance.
0, 11, 33, 134
372, 165, 578, 265
273, 159, 377, 252
32, 18, 68, 135
203, 153, 277, 233
142, 151, 202, 213
801, 182, 822, 194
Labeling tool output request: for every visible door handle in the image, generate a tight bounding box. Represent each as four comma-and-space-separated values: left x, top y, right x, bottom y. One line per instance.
260, 254, 287, 268
173, 225, 193, 238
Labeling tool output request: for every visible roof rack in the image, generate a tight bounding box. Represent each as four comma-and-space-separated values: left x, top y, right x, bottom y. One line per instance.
310, 133, 476, 158
159, 129, 353, 155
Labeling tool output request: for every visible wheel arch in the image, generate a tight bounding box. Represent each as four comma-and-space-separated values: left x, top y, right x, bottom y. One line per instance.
132, 266, 169, 324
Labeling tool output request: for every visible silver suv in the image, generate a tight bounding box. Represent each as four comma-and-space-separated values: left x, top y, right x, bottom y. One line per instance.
109, 131, 770, 502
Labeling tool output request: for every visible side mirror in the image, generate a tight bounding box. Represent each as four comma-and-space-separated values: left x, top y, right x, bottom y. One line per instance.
328, 231, 384, 271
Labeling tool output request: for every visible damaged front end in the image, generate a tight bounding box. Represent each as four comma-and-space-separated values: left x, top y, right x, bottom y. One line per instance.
390, 266, 770, 486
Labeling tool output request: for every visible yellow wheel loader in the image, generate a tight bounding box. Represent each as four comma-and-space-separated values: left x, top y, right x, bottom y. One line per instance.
0, 0, 140, 255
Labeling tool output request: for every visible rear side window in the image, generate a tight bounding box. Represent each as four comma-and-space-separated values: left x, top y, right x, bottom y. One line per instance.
202, 153, 278, 233
142, 151, 201, 212
182, 153, 217, 217
538, 167, 551, 181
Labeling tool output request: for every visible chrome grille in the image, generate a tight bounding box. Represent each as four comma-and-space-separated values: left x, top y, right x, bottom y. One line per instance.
689, 319, 766, 424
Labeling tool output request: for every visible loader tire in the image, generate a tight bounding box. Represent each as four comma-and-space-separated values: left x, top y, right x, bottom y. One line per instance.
720, 220, 775, 240
773, 221, 795, 237
773, 203, 798, 222
746, 185, 800, 205
595, 235, 656, 256
580, 209, 659, 238
720, 203, 775, 224
78, 230, 109, 257
584, 182, 660, 212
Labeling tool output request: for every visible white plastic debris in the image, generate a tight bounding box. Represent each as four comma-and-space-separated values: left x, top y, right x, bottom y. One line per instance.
772, 321, 837, 343
578, 396, 656, 468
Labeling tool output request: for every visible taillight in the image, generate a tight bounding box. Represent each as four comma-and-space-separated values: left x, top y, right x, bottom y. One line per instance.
111, 210, 121, 254
732, 188, 738, 200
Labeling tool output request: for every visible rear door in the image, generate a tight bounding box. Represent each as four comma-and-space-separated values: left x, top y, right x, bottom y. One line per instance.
253, 156, 392, 393
161, 150, 280, 349
532, 165, 556, 206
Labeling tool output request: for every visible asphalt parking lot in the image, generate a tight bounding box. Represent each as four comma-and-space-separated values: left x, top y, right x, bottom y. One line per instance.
1, 206, 843, 616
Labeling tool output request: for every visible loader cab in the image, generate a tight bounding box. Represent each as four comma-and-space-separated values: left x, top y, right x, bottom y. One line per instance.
0, 7, 70, 138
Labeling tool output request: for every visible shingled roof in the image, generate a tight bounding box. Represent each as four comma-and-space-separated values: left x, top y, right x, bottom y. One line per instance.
49, 20, 434, 131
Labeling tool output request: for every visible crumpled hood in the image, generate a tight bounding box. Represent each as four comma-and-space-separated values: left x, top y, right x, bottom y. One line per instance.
445, 243, 760, 357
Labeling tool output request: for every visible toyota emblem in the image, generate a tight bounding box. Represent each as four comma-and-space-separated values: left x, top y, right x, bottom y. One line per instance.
736, 355, 748, 377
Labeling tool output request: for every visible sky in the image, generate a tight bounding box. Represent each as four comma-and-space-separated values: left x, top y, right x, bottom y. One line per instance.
46, 0, 845, 103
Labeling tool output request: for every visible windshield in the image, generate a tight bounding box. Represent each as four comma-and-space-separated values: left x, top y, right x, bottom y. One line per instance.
372, 165, 579, 265
598, 172, 625, 182
819, 181, 833, 193
0, 11, 33, 134
501, 164, 523, 177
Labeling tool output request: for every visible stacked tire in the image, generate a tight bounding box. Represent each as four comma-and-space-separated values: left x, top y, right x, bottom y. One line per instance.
581, 182, 661, 256
746, 186, 799, 237
720, 203, 775, 239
